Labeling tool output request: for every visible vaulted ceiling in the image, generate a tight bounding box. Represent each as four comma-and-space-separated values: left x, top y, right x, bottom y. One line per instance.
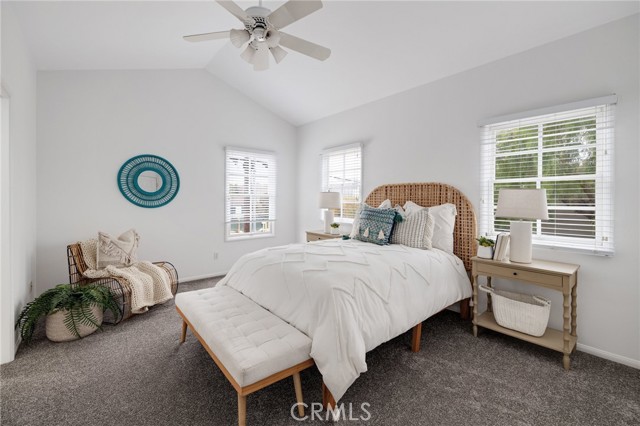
9, 1, 639, 125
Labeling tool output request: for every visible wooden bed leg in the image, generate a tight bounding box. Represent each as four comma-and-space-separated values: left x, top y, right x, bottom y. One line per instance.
411, 323, 422, 353
460, 298, 470, 321
180, 320, 188, 343
238, 393, 246, 426
322, 381, 336, 411
293, 372, 304, 417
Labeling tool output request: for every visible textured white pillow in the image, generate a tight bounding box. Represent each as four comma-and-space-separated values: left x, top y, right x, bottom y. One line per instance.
390, 207, 434, 249
97, 229, 139, 269
403, 201, 457, 253
349, 199, 392, 239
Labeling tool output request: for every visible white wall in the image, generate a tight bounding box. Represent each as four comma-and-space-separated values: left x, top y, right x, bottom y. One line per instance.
36, 69, 297, 288
297, 15, 640, 366
0, 4, 38, 363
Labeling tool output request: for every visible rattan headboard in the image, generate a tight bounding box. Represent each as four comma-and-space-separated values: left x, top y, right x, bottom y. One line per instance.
365, 182, 477, 271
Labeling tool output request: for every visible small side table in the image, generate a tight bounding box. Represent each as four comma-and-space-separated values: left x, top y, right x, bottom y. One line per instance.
306, 230, 342, 242
472, 256, 579, 370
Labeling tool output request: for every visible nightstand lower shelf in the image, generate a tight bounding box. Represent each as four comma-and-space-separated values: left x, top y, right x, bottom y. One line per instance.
476, 311, 577, 354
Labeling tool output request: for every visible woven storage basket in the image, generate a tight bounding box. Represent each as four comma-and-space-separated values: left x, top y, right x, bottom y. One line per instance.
45, 305, 104, 342
479, 285, 551, 337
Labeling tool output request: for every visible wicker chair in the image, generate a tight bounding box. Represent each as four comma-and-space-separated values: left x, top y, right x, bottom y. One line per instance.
67, 243, 179, 323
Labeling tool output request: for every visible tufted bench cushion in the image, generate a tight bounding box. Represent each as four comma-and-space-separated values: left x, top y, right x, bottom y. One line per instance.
175, 285, 312, 388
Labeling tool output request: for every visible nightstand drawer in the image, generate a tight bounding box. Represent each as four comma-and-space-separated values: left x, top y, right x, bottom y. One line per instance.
306, 230, 341, 242
476, 263, 562, 288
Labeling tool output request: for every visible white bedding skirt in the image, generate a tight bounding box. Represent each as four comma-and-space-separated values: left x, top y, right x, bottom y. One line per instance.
219, 239, 472, 402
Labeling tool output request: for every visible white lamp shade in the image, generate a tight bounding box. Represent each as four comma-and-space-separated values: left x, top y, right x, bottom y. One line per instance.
253, 42, 270, 71
240, 44, 256, 63
318, 191, 341, 209
495, 189, 549, 220
229, 29, 250, 48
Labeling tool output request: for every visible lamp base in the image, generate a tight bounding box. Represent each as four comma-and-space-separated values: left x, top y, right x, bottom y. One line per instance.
509, 221, 532, 263
323, 209, 334, 233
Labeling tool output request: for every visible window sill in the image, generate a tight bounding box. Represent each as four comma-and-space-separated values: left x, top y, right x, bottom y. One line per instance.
225, 233, 275, 242
533, 241, 614, 257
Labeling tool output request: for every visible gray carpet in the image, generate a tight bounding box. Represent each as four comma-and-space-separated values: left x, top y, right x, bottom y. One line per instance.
2, 278, 639, 426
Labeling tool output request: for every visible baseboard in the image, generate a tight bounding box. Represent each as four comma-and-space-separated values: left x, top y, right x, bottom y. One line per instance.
179, 272, 228, 283
577, 343, 640, 369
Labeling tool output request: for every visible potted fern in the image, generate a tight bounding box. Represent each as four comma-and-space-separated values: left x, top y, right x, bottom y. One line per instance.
15, 284, 121, 343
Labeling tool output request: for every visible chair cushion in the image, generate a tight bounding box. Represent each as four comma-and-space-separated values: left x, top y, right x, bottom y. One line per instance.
175, 286, 312, 387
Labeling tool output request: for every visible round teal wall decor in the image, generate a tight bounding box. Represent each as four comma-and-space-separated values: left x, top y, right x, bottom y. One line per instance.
117, 154, 180, 208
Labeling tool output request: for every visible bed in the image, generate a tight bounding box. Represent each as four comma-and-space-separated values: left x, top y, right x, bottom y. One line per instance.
218, 182, 477, 403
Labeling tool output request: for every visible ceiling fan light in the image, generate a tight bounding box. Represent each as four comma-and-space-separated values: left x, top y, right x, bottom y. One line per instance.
266, 30, 281, 48
240, 44, 256, 64
253, 42, 270, 71
270, 46, 288, 64
229, 29, 250, 48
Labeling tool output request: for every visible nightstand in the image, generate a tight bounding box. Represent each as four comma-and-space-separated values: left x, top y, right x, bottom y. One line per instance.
306, 230, 342, 242
472, 256, 580, 370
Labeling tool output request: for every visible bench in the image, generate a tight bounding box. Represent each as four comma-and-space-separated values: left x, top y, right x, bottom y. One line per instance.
175, 286, 314, 426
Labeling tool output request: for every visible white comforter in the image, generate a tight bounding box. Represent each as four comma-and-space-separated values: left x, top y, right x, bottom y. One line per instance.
218, 239, 471, 401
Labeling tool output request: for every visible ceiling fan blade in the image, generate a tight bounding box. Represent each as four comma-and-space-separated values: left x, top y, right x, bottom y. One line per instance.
270, 46, 288, 64
268, 0, 323, 30
253, 43, 270, 71
278, 32, 330, 61
215, 0, 255, 25
183, 31, 230, 42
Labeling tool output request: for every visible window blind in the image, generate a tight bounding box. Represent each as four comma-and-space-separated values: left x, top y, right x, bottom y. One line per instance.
225, 147, 276, 239
480, 99, 615, 255
321, 143, 362, 221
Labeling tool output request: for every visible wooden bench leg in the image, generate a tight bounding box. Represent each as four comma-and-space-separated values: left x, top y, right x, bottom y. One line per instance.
460, 297, 470, 321
238, 393, 246, 426
411, 323, 422, 352
322, 381, 336, 410
292, 372, 304, 417
180, 320, 188, 343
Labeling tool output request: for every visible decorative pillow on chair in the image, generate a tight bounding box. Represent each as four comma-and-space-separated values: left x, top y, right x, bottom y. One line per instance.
97, 229, 139, 269
404, 201, 457, 253
349, 199, 392, 239
353, 205, 397, 245
390, 207, 434, 249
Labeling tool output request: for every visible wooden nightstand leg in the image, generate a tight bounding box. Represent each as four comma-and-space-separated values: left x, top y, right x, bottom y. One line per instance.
563, 287, 571, 370
486, 276, 493, 313
571, 277, 578, 337
472, 274, 478, 337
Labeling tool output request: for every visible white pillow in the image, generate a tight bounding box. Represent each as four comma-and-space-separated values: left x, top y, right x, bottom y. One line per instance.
97, 229, 139, 269
349, 199, 392, 239
390, 206, 434, 249
403, 201, 457, 253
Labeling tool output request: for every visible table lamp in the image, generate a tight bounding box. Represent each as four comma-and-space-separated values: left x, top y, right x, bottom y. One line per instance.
318, 191, 341, 233
495, 189, 549, 263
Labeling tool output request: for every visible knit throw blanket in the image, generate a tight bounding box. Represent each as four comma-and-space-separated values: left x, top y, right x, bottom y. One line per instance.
80, 239, 173, 314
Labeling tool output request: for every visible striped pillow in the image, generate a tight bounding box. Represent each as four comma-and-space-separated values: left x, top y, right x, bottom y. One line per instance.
390, 208, 434, 249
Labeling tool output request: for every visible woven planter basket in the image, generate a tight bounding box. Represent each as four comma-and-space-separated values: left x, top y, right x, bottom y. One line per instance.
479, 285, 551, 337
45, 305, 104, 342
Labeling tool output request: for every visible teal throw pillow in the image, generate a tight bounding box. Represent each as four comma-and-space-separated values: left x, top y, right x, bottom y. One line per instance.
354, 205, 397, 245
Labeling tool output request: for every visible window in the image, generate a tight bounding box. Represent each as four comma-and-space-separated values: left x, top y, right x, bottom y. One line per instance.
225, 147, 276, 240
321, 143, 362, 222
480, 96, 615, 254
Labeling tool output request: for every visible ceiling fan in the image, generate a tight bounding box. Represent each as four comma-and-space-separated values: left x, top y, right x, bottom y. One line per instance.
184, 0, 331, 71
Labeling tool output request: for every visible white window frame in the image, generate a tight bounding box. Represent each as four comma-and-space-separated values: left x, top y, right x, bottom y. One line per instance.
320, 143, 363, 224
479, 96, 615, 255
225, 147, 276, 241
